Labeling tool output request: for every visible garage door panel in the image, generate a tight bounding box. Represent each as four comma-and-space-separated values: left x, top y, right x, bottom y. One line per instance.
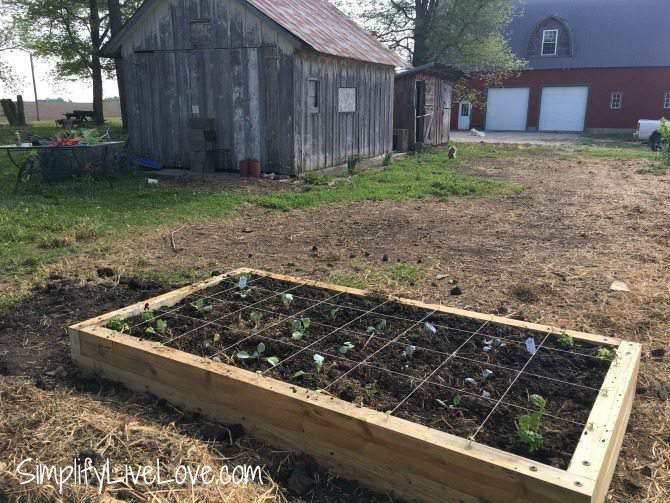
539, 87, 589, 132
486, 88, 530, 131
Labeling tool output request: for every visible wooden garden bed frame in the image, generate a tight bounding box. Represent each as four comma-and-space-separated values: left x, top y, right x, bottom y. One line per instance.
68, 269, 641, 503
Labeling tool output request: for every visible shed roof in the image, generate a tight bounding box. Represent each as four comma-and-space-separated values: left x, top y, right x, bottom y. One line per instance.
395, 63, 463, 81
102, 0, 406, 68
510, 0, 670, 69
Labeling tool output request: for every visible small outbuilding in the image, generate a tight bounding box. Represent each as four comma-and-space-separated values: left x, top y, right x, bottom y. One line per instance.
102, 0, 406, 176
393, 63, 458, 151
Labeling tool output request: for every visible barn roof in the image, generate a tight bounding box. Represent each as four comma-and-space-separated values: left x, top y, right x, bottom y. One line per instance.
395, 63, 463, 81
510, 0, 670, 69
102, 0, 407, 68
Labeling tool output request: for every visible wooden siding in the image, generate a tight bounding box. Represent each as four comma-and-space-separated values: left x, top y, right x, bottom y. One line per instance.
394, 73, 452, 148
119, 0, 297, 173
293, 52, 394, 174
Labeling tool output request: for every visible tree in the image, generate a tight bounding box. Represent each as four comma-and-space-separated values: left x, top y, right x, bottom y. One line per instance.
0, 22, 25, 91
339, 0, 524, 72
6, 0, 140, 123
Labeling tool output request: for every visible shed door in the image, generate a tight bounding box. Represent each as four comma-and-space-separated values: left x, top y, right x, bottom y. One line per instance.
485, 88, 530, 131
441, 82, 452, 143
539, 86, 589, 132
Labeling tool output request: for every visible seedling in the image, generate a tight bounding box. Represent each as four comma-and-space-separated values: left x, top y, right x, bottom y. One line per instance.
338, 342, 355, 354
292, 370, 306, 379
237, 275, 252, 299
401, 345, 416, 359
106, 317, 129, 332
146, 318, 169, 336
329, 307, 341, 321
249, 311, 262, 328
291, 318, 311, 340
141, 310, 155, 324
191, 298, 213, 315
516, 394, 546, 453
212, 332, 221, 344
313, 354, 325, 372
558, 333, 575, 349
280, 293, 294, 308
424, 322, 437, 336
596, 347, 617, 362
366, 319, 388, 336
236, 342, 279, 367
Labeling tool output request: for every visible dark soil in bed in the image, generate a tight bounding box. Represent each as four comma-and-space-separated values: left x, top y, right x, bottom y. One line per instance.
120, 273, 614, 470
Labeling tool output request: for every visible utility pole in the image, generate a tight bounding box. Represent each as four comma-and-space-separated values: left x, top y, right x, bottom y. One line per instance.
29, 52, 39, 121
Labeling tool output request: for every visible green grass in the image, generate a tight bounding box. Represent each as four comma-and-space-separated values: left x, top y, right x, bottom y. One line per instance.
0, 124, 518, 283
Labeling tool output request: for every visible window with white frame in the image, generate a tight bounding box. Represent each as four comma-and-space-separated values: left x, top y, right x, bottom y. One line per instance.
610, 91, 623, 110
664, 91, 670, 109
541, 29, 558, 56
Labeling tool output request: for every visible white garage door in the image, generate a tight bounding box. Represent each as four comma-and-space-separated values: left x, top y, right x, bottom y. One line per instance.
539, 86, 589, 132
485, 88, 530, 131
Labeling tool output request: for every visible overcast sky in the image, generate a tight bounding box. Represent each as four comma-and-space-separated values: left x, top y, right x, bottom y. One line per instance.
0, 0, 363, 103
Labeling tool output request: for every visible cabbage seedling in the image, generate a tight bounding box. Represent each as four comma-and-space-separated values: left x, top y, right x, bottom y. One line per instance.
280, 293, 294, 308
516, 394, 546, 453
366, 319, 388, 336
424, 322, 437, 336
106, 317, 129, 332
191, 298, 213, 315
249, 311, 262, 328
558, 333, 575, 349
291, 318, 311, 340
146, 318, 169, 336
313, 354, 325, 372
236, 342, 279, 366
338, 342, 355, 354
141, 310, 155, 324
596, 347, 616, 362
292, 370, 306, 379
330, 307, 341, 320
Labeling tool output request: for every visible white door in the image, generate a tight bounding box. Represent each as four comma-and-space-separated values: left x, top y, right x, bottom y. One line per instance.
539, 86, 589, 132
458, 101, 471, 130
485, 88, 530, 131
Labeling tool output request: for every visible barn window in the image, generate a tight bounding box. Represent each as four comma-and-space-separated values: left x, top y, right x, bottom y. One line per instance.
308, 79, 320, 113
664, 91, 670, 109
610, 92, 623, 110
338, 88, 357, 113
541, 29, 558, 56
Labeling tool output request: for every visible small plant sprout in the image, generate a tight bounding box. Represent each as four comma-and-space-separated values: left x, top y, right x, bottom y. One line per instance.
291, 318, 311, 340
236, 342, 277, 366
338, 342, 355, 354
191, 298, 213, 315
423, 322, 437, 336
313, 354, 325, 372
249, 311, 262, 328
106, 317, 129, 333
401, 345, 417, 359
280, 293, 294, 308
516, 394, 547, 454
452, 394, 462, 407
145, 318, 169, 336
558, 332, 575, 349
464, 377, 478, 387
482, 369, 494, 380
525, 337, 537, 355
212, 332, 221, 344
292, 370, 306, 379
238, 275, 249, 290
329, 307, 341, 321
366, 319, 388, 336
266, 356, 280, 367
596, 347, 617, 362
141, 309, 155, 324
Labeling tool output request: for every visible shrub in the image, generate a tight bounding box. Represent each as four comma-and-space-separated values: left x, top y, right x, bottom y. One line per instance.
659, 118, 670, 166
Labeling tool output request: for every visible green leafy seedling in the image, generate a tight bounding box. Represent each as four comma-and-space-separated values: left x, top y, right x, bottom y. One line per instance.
291, 318, 311, 340
292, 370, 306, 380
146, 318, 169, 336
191, 298, 213, 315
249, 311, 262, 328
266, 356, 280, 367
452, 394, 462, 407
516, 394, 547, 453
338, 342, 355, 354
313, 354, 325, 373
106, 317, 129, 333
237, 342, 266, 361
596, 347, 616, 362
141, 310, 155, 324
330, 307, 341, 320
558, 333, 575, 349
366, 319, 388, 335
212, 332, 221, 344
280, 293, 294, 308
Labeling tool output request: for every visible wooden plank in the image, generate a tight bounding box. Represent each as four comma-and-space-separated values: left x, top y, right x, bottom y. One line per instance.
70, 324, 594, 503
568, 340, 641, 502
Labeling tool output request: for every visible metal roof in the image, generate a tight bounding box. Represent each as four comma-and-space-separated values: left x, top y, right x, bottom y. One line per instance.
248, 0, 407, 67
395, 63, 463, 81
101, 0, 406, 68
510, 0, 670, 69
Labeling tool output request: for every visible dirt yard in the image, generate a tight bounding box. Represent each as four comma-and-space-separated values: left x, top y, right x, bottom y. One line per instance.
1, 149, 669, 502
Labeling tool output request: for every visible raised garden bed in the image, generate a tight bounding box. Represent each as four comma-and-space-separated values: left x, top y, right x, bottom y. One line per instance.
69, 269, 640, 503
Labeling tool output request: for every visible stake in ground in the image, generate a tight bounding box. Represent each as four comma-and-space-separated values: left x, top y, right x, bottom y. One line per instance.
69, 269, 641, 503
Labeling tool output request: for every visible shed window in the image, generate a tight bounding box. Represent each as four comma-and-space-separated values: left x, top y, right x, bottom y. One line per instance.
541, 29, 558, 56
338, 88, 357, 113
308, 79, 320, 113
664, 91, 670, 109
610, 92, 623, 110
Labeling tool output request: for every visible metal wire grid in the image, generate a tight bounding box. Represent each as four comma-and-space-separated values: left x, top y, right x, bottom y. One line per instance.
120, 273, 607, 435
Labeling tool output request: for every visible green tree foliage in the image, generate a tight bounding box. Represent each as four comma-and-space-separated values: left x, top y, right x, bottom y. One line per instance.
5, 0, 140, 122
0, 22, 25, 91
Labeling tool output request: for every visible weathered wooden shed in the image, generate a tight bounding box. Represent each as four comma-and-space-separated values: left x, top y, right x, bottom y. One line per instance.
393, 63, 457, 151
101, 0, 406, 176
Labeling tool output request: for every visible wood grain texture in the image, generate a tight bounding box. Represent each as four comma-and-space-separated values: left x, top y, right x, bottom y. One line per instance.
69, 268, 640, 503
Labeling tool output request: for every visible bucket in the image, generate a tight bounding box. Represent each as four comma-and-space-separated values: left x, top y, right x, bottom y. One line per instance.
247, 159, 261, 178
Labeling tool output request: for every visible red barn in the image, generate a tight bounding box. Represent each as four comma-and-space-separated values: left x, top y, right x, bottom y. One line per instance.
453, 0, 670, 134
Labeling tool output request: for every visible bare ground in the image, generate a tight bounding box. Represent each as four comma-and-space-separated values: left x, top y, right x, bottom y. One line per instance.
2, 153, 670, 501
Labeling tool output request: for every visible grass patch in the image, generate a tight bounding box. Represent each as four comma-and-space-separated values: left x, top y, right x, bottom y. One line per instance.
330, 262, 428, 291
0, 123, 514, 279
